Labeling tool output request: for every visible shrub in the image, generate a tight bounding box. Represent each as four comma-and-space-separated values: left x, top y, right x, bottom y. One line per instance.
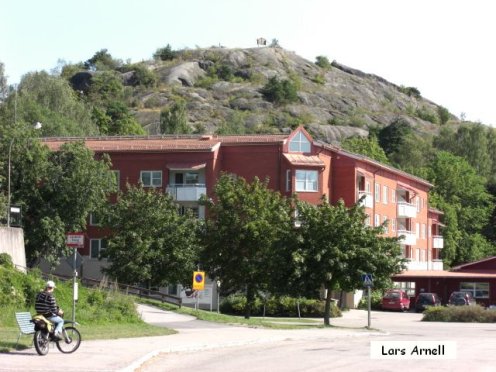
422, 305, 496, 322
312, 74, 326, 85
153, 44, 177, 61
315, 56, 332, 70
220, 293, 341, 318
399, 85, 421, 99
416, 106, 439, 124
357, 290, 383, 310
437, 106, 450, 125
261, 77, 298, 105
0, 253, 14, 268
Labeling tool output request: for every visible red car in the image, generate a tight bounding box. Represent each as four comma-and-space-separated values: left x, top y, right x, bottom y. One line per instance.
381, 289, 410, 311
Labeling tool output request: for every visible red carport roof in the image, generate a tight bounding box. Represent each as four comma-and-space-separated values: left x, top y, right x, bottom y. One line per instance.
283, 153, 325, 167
393, 270, 496, 279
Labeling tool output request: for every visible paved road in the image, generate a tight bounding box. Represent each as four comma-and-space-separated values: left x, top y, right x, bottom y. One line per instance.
3, 306, 495, 372
0, 305, 373, 372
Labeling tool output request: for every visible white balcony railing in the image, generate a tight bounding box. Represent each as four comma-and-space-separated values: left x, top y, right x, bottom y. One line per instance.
358, 191, 373, 208
432, 235, 444, 249
397, 230, 416, 246
166, 184, 206, 201
431, 260, 444, 271
397, 201, 417, 218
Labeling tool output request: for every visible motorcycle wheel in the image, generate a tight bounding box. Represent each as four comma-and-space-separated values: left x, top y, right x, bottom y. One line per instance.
56, 326, 81, 354
33, 330, 49, 356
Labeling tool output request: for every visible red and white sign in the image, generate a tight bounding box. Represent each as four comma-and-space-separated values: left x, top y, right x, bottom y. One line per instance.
66, 232, 84, 247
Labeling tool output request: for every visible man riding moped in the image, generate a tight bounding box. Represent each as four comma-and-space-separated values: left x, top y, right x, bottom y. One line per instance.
35, 280, 65, 339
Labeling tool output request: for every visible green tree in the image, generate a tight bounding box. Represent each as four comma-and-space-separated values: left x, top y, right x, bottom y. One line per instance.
425, 151, 494, 266
84, 49, 122, 71
153, 44, 177, 61
200, 174, 294, 318
104, 185, 200, 287
378, 117, 413, 157
0, 71, 98, 136
9, 141, 115, 266
341, 135, 390, 164
437, 105, 450, 125
0, 62, 7, 102
292, 199, 404, 325
261, 76, 298, 105
160, 99, 190, 134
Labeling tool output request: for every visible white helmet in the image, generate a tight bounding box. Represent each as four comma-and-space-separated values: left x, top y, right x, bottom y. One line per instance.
46, 280, 56, 289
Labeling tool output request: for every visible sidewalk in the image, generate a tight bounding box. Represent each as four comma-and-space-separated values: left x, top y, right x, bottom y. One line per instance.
1, 305, 376, 372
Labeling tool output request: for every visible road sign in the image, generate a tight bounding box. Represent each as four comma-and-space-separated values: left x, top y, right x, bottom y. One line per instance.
193, 271, 205, 290
65, 251, 83, 270
66, 232, 84, 247
362, 273, 373, 287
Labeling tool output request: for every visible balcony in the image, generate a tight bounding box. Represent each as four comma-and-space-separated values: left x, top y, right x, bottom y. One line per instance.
397, 230, 416, 246
166, 184, 206, 201
397, 201, 417, 218
431, 260, 444, 271
358, 191, 373, 208
432, 235, 444, 249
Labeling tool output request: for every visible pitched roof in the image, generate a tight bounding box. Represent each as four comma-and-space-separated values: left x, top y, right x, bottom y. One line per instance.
393, 270, 496, 279
283, 153, 325, 167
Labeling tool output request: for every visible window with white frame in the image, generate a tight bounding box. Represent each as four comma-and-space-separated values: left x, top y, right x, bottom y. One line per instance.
392, 189, 396, 203
140, 170, 162, 187
383, 216, 388, 233
375, 183, 380, 203
383, 185, 388, 204
366, 181, 371, 193
374, 214, 380, 227
289, 131, 311, 153
421, 223, 426, 239
286, 169, 291, 191
365, 214, 371, 226
394, 281, 416, 297
416, 197, 420, 212
416, 223, 420, 238
90, 239, 107, 259
89, 212, 102, 226
460, 282, 489, 299
295, 170, 318, 192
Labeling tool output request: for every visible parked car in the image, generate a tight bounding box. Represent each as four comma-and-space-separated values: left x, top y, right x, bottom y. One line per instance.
415, 292, 442, 312
381, 289, 410, 311
448, 291, 476, 306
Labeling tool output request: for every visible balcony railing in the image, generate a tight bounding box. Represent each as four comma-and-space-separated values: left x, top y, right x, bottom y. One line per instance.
166, 184, 206, 201
358, 191, 373, 208
397, 230, 416, 246
432, 235, 444, 249
397, 201, 417, 218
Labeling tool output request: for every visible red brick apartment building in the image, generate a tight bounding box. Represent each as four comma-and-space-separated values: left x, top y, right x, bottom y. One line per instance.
43, 127, 446, 302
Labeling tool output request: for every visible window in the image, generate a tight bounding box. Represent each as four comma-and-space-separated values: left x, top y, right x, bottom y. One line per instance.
179, 206, 199, 218
416, 223, 420, 238
375, 183, 380, 203
394, 281, 416, 297
90, 239, 107, 259
392, 219, 396, 232
185, 172, 199, 185
140, 171, 162, 187
416, 197, 420, 212
365, 214, 371, 226
374, 214, 380, 227
89, 212, 101, 226
286, 169, 291, 192
383, 216, 388, 233
295, 170, 318, 192
289, 132, 311, 153
460, 282, 489, 299
383, 185, 388, 204
366, 181, 371, 193
392, 189, 396, 203
421, 223, 426, 239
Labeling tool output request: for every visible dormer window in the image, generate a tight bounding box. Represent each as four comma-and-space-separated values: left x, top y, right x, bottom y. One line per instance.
289, 131, 311, 153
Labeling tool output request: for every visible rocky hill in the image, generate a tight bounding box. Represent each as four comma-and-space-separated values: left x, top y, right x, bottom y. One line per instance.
83, 46, 459, 144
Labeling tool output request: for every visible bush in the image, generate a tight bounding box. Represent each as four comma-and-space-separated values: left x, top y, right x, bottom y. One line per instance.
437, 105, 450, 125
315, 56, 332, 70
153, 44, 177, 61
399, 86, 421, 99
261, 77, 299, 105
422, 305, 496, 322
0, 253, 14, 268
220, 294, 341, 318
357, 290, 383, 310
416, 106, 439, 124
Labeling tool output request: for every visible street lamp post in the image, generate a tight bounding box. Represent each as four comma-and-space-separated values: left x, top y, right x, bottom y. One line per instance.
7, 122, 43, 227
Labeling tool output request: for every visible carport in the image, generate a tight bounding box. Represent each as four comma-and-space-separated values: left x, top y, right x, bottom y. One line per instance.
392, 258, 496, 307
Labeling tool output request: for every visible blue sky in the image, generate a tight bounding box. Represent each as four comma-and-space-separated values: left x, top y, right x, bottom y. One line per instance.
2, 0, 495, 125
